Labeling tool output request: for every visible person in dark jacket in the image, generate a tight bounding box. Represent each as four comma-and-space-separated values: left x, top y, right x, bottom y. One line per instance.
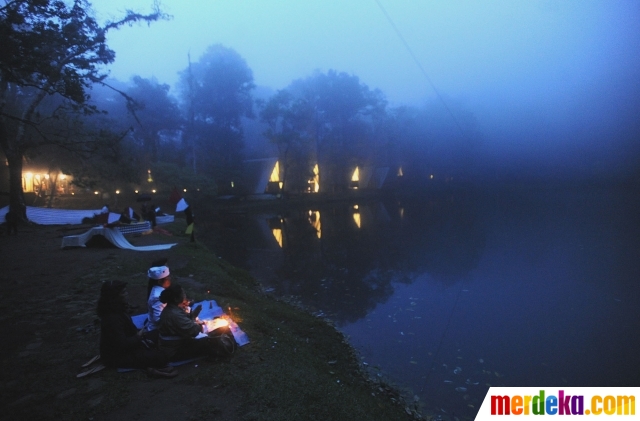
158, 284, 236, 361
97, 280, 177, 378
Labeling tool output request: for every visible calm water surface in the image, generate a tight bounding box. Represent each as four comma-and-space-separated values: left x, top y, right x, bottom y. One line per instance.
202, 186, 640, 418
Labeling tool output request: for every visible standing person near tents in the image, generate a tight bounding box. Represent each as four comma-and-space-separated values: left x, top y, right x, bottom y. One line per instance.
97, 280, 176, 378
146, 265, 172, 336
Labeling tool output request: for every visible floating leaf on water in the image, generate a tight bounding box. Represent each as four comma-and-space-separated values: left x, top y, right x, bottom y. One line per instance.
468, 404, 475, 408
455, 387, 467, 392
411, 302, 417, 306
400, 332, 404, 335
453, 367, 462, 374
410, 360, 418, 365
444, 380, 453, 383
478, 358, 484, 363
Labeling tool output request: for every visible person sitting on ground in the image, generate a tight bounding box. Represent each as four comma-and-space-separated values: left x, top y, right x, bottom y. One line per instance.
146, 265, 172, 334
93, 204, 110, 224
158, 284, 236, 361
97, 280, 176, 378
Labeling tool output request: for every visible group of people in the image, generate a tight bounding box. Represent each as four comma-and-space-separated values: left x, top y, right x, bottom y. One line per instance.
93, 203, 161, 226
96, 262, 236, 378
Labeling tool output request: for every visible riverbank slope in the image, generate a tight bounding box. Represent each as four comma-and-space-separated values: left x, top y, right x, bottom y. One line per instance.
0, 220, 423, 421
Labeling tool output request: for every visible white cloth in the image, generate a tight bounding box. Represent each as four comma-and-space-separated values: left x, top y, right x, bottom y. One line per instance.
60, 226, 176, 251
146, 285, 166, 331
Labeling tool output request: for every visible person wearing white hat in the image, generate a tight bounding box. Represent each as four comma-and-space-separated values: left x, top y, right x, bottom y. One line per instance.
146, 265, 171, 333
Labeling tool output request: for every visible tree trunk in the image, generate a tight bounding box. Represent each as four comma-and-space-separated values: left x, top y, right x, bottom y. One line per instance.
6, 148, 27, 219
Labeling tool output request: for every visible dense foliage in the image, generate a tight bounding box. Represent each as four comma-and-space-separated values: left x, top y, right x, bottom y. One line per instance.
0, 0, 166, 212
1, 0, 480, 209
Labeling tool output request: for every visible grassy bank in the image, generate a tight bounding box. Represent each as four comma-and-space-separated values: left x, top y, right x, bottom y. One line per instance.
0, 219, 424, 421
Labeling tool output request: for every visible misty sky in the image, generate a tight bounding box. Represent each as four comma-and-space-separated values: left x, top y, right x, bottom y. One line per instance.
90, 0, 640, 177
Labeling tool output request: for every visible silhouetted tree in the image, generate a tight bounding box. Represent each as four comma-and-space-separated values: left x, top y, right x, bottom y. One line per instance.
0, 0, 166, 217
127, 76, 182, 165
178, 44, 254, 192
263, 70, 387, 192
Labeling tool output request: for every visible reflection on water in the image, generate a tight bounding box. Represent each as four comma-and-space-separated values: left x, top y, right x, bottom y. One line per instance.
200, 186, 640, 419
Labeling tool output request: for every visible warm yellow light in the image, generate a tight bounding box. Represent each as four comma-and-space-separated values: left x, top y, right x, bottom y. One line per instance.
351, 167, 360, 182
183, 189, 187, 192
309, 210, 321, 239
205, 318, 229, 331
269, 161, 280, 182
152, 189, 156, 193
25, 172, 33, 178
135, 190, 139, 194
352, 213, 361, 229
353, 205, 359, 210
115, 190, 120, 194
231, 181, 234, 188
60, 174, 67, 180
71, 192, 75, 195
94, 191, 99, 195
272, 228, 283, 248
278, 182, 283, 189
44, 174, 50, 179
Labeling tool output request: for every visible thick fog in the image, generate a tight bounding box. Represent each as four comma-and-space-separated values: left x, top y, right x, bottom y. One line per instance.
90, 0, 640, 180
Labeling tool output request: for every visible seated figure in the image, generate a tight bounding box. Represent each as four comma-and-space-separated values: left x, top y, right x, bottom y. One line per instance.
158, 284, 236, 361
97, 280, 176, 377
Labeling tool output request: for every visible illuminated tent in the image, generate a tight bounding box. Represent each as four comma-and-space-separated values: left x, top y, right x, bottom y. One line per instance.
241, 157, 279, 195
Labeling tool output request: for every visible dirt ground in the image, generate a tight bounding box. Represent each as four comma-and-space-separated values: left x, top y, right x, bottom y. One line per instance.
0, 223, 244, 420
0, 221, 424, 421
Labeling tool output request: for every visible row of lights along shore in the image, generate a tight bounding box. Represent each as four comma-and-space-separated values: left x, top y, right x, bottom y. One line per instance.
92, 188, 191, 195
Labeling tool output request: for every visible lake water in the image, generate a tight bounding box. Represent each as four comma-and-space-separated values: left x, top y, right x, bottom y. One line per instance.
201, 185, 640, 418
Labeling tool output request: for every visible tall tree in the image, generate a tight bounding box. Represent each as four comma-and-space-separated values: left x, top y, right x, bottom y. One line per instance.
263, 70, 387, 192
260, 89, 316, 192
0, 0, 166, 216
127, 76, 182, 165
178, 44, 254, 191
